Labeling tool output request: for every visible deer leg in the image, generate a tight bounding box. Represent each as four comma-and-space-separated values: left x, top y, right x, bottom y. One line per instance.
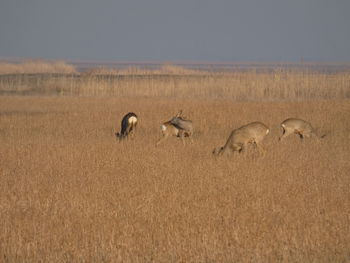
232, 144, 242, 154
187, 133, 193, 143
279, 129, 291, 141
129, 128, 135, 139
180, 132, 186, 145
131, 123, 137, 138
256, 143, 267, 156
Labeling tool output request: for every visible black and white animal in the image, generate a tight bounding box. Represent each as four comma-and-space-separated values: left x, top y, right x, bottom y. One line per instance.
115, 112, 138, 141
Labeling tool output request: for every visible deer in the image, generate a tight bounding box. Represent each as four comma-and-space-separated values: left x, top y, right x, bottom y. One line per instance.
279, 118, 325, 141
213, 122, 270, 157
156, 121, 185, 146
156, 110, 193, 146
170, 110, 194, 141
115, 112, 138, 141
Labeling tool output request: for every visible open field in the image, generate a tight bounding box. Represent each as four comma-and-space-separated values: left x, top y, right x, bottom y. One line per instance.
0, 95, 349, 262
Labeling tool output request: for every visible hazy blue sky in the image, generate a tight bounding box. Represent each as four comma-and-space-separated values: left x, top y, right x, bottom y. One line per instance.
1, 0, 349, 62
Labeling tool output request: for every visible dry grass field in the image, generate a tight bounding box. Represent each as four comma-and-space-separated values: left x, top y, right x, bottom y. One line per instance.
1, 61, 349, 100
0, 94, 349, 262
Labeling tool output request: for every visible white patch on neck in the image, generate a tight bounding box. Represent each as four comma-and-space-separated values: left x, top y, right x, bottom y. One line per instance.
161, 124, 166, 131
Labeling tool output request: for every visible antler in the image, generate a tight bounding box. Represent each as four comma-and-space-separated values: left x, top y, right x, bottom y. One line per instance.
175, 110, 183, 118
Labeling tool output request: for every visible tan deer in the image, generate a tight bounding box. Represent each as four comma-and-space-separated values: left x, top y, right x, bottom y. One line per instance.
170, 110, 194, 141
156, 121, 186, 146
156, 110, 193, 146
213, 122, 270, 157
279, 118, 325, 141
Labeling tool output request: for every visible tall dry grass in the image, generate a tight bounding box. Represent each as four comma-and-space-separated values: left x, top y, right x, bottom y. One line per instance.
0, 61, 349, 100
0, 96, 349, 262
0, 61, 349, 261
0, 60, 77, 74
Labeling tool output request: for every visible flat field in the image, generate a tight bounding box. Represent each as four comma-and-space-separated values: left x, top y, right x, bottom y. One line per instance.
0, 95, 349, 262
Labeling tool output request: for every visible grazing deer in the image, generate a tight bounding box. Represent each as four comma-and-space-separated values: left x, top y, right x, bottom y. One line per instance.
170, 110, 194, 141
213, 122, 270, 157
279, 118, 325, 141
115, 112, 138, 141
156, 110, 193, 146
156, 121, 185, 146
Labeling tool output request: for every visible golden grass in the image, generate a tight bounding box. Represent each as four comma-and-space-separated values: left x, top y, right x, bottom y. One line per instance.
0, 96, 349, 262
0, 60, 77, 74
83, 63, 201, 75
0, 61, 349, 100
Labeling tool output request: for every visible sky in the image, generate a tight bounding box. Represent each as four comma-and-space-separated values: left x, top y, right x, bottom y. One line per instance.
0, 0, 350, 62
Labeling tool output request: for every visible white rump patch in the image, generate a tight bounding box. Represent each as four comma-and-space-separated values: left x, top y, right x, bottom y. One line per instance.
128, 116, 137, 124
281, 124, 286, 128
266, 129, 270, 135
161, 124, 166, 131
